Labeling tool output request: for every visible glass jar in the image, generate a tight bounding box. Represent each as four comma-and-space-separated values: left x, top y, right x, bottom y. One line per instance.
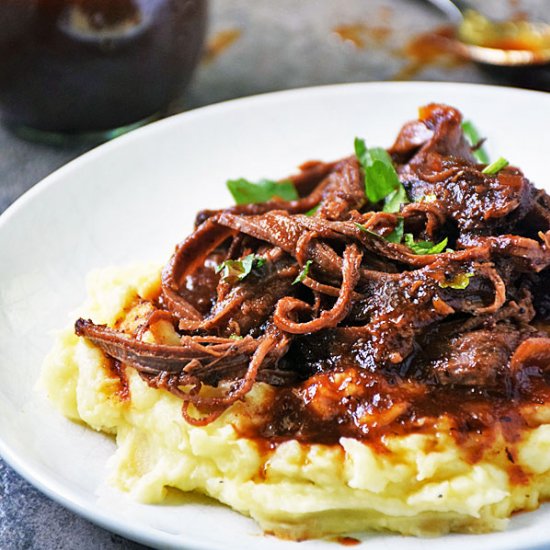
0, 0, 207, 142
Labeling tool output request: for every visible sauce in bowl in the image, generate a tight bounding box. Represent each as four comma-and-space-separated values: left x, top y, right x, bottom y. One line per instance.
0, 0, 207, 134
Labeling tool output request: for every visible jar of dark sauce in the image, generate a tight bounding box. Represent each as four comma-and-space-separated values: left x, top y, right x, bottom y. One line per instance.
0, 0, 207, 141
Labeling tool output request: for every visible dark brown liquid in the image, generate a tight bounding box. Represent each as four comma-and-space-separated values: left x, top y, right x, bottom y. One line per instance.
333, 536, 361, 546
0, 0, 207, 133
161, 256, 550, 479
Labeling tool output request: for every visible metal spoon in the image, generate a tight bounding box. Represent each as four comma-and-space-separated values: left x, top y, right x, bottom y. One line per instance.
425, 0, 550, 66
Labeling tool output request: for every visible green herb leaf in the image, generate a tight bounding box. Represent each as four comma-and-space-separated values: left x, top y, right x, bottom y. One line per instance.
421, 193, 437, 204
355, 222, 381, 238
305, 204, 320, 217
226, 178, 298, 205
386, 217, 404, 243
356, 218, 404, 244
292, 260, 312, 285
404, 234, 448, 255
216, 254, 266, 283
229, 334, 244, 340
482, 156, 509, 175
355, 140, 397, 202
354, 136, 368, 165
438, 272, 474, 290
383, 185, 408, 213
461, 120, 490, 164
354, 137, 409, 212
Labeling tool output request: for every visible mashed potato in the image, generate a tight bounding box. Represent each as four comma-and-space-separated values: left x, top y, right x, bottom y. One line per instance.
41, 265, 550, 540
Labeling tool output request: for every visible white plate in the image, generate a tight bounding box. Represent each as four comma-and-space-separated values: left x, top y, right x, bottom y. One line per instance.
1, 82, 549, 550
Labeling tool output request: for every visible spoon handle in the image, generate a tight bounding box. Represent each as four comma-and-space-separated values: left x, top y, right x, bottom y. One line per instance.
424, 0, 472, 24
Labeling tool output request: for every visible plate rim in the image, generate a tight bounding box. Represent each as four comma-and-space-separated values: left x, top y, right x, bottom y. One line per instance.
1, 80, 549, 550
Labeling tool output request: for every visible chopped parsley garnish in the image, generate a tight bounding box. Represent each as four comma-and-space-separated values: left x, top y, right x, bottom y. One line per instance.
438, 272, 473, 290
482, 156, 509, 175
292, 260, 312, 285
305, 204, 320, 216
229, 334, 244, 340
356, 220, 449, 254
354, 137, 409, 213
226, 178, 298, 205
462, 121, 508, 175
216, 254, 266, 283
355, 222, 379, 237
404, 234, 448, 255
384, 185, 409, 214
386, 217, 404, 243
461, 120, 490, 164
355, 217, 404, 244
421, 193, 437, 204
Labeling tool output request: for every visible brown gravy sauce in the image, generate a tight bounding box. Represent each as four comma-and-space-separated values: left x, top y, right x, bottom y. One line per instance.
203, 28, 242, 64
233, 363, 550, 485
393, 25, 467, 80
145, 271, 550, 485
333, 536, 361, 546
333, 23, 392, 49
119, 279, 550, 487
106, 358, 131, 401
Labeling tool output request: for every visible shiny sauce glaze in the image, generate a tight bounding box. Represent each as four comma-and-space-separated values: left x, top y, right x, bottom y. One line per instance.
76, 104, 550, 488
332, 536, 361, 546
180, 266, 550, 479
238, 357, 550, 471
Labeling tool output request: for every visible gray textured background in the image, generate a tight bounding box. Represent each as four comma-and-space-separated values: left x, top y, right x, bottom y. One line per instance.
1, 0, 548, 548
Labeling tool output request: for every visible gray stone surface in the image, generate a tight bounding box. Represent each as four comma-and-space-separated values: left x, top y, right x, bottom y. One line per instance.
0, 0, 548, 548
